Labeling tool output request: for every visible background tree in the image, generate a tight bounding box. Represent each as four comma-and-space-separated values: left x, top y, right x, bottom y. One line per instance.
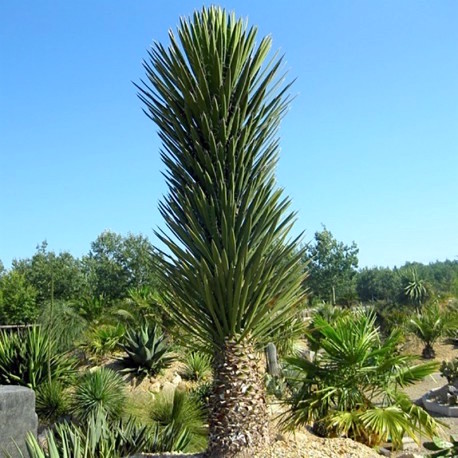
137, 7, 305, 456
12, 241, 87, 304
305, 226, 359, 305
356, 267, 402, 304
82, 231, 159, 303
0, 270, 38, 324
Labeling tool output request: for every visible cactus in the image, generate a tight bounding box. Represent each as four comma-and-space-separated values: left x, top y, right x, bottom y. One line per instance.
425, 435, 458, 456
265, 342, 280, 376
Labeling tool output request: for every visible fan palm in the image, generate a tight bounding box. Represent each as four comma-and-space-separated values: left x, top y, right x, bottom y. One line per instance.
283, 310, 440, 449
137, 7, 305, 456
409, 303, 448, 359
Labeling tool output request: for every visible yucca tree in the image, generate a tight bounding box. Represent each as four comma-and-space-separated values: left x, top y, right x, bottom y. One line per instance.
137, 7, 305, 457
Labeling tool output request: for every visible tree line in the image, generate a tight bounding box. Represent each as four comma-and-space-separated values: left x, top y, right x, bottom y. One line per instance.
0, 227, 457, 325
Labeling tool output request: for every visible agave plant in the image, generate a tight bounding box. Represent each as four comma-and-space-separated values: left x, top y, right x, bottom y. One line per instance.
72, 368, 126, 422
0, 327, 76, 389
119, 323, 174, 376
137, 7, 305, 456
283, 310, 441, 449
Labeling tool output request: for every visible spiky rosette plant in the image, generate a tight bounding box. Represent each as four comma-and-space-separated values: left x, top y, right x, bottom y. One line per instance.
137, 7, 305, 457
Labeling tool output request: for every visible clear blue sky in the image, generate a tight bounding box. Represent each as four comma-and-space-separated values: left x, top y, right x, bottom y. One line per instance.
1, 1, 457, 269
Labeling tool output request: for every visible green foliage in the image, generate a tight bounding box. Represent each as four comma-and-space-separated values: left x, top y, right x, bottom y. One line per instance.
137, 6, 305, 351
149, 388, 207, 452
440, 358, 458, 386
356, 267, 402, 304
0, 327, 76, 389
38, 300, 88, 351
424, 435, 458, 457
72, 295, 106, 323
180, 352, 212, 382
72, 368, 126, 423
12, 241, 88, 305
0, 270, 38, 324
283, 310, 440, 449
375, 304, 411, 336
83, 324, 125, 360
36, 380, 71, 423
24, 412, 153, 458
304, 226, 359, 305
409, 303, 450, 358
82, 231, 160, 302
404, 268, 430, 308
119, 323, 174, 376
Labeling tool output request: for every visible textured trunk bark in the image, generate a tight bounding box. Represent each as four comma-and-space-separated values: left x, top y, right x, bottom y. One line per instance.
207, 336, 269, 457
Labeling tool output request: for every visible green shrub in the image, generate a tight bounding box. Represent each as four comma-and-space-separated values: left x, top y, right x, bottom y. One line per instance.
0, 327, 76, 389
180, 352, 212, 382
119, 324, 174, 376
83, 324, 125, 360
36, 380, 71, 423
72, 368, 126, 422
283, 310, 440, 449
149, 388, 207, 452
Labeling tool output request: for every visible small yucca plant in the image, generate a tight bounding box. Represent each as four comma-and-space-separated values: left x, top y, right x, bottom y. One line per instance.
180, 352, 212, 382
36, 380, 71, 423
0, 327, 76, 389
149, 388, 207, 452
119, 324, 174, 376
72, 368, 126, 423
24, 411, 153, 458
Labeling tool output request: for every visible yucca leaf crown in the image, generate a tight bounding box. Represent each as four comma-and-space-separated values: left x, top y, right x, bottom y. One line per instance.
138, 6, 305, 349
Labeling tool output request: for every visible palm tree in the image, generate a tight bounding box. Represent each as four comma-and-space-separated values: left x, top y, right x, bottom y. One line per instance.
404, 268, 428, 309
283, 310, 440, 449
136, 7, 305, 457
409, 303, 448, 359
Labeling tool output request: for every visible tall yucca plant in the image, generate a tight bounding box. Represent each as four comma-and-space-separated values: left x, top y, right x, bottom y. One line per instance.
137, 7, 305, 457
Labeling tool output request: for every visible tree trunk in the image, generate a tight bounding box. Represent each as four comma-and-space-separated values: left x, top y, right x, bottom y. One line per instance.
422, 343, 436, 359
208, 336, 269, 457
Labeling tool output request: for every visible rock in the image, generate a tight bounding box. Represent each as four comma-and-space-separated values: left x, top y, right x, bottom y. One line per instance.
0, 385, 38, 458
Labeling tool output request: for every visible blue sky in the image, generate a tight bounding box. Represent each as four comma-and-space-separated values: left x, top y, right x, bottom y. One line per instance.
1, 1, 457, 269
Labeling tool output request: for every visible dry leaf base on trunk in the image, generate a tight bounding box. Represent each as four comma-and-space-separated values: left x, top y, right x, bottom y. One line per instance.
207, 337, 269, 458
